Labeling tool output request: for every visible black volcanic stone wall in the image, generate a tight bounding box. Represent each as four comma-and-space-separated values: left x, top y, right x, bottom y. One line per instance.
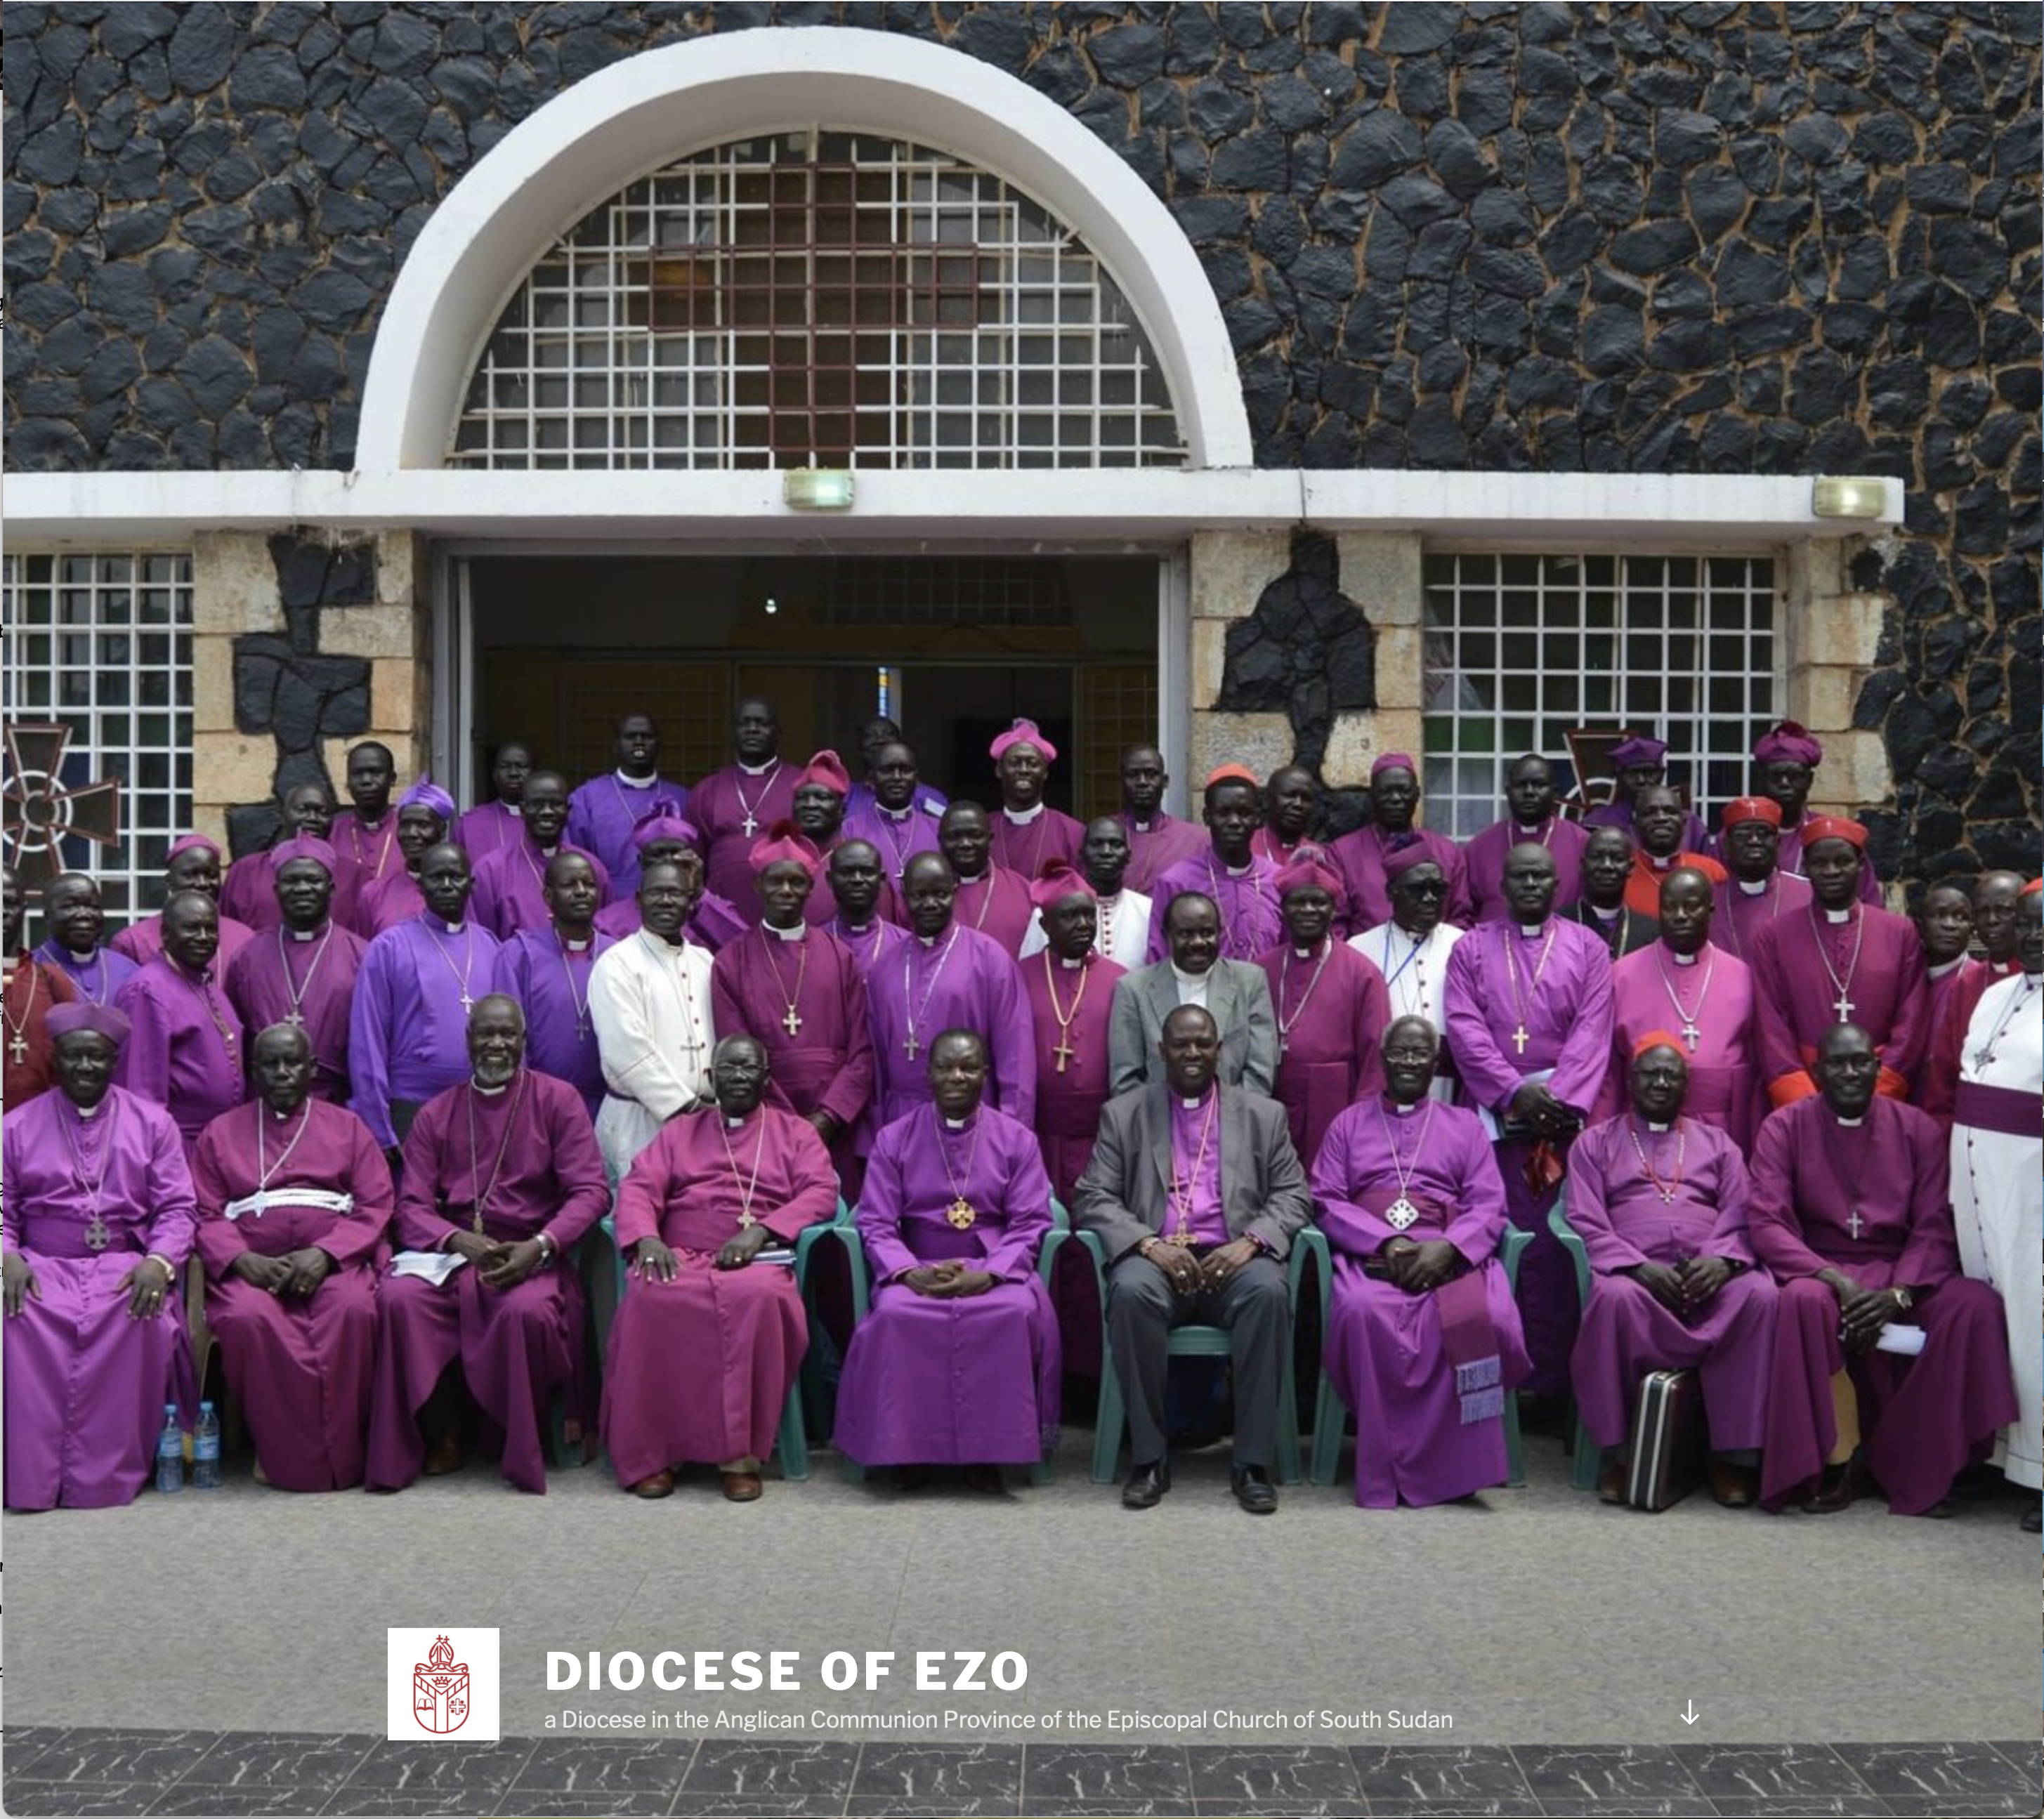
4, 2, 2038, 886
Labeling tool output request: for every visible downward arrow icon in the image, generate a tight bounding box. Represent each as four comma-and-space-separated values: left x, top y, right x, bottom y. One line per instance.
1681, 1700, 1701, 1726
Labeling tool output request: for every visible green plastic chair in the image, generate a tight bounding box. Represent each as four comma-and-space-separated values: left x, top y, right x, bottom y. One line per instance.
1306, 1224, 1534, 1490
1061, 1225, 1310, 1486
835, 1202, 1067, 1486
1547, 1188, 1605, 1491
600, 1200, 846, 1483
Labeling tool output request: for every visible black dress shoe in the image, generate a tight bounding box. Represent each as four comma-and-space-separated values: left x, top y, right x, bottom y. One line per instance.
2023, 1504, 2041, 1533
1231, 1464, 1278, 1514
1122, 1459, 1170, 1509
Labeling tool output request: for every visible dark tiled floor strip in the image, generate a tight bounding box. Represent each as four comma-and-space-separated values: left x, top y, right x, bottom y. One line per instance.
0, 1730, 2036, 1816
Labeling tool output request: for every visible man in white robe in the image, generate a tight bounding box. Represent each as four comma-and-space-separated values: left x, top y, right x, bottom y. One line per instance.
1349, 846, 1464, 1104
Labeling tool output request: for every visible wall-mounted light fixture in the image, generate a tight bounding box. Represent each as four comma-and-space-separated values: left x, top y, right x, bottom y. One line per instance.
1810, 477, 1887, 520
784, 468, 856, 509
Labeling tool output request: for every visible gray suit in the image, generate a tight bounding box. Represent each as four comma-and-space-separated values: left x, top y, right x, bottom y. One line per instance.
1107, 959, 1278, 1097
1073, 1082, 1311, 1471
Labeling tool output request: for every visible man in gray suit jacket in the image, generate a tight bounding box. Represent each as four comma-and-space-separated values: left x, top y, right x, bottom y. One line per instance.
1074, 1004, 1311, 1513
1108, 892, 1278, 1096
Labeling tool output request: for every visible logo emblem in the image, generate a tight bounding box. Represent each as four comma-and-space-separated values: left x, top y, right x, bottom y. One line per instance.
2, 723, 123, 893
412, 1635, 469, 1734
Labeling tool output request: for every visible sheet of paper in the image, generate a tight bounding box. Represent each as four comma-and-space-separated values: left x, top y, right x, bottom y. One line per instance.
389, 1249, 470, 1287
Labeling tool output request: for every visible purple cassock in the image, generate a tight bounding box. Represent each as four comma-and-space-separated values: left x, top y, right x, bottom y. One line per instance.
366, 1068, 608, 1495
833, 1103, 1061, 1466
1708, 870, 1814, 964
954, 866, 1036, 958
35, 939, 140, 1006
1465, 817, 1590, 924
711, 924, 875, 1186
360, 869, 426, 937
1586, 797, 1711, 856
1564, 1114, 1776, 1453
841, 798, 943, 884
1770, 813, 1882, 905
1311, 1096, 1533, 1507
1257, 937, 1391, 1169
1748, 905, 1930, 1104
867, 926, 1037, 1129
112, 909, 257, 976
1442, 918, 1615, 1396
225, 921, 367, 1106
492, 928, 617, 1119
2, 1086, 198, 1509
1748, 1096, 2017, 1515
348, 914, 504, 1150
827, 914, 909, 983
1594, 945, 1764, 1150
329, 810, 403, 937
113, 955, 248, 1157
223, 849, 361, 937
990, 806, 1085, 881
691, 762, 797, 917
1918, 958, 2023, 1122
191, 1098, 395, 1491
594, 889, 749, 954
1330, 825, 1474, 934
1117, 811, 1209, 896
1147, 850, 1283, 964
601, 1105, 837, 1484
457, 798, 525, 862
564, 773, 683, 896
469, 839, 613, 943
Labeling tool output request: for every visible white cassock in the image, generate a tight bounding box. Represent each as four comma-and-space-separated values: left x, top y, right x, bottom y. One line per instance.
1351, 920, 1465, 1104
1019, 886, 1153, 972
587, 929, 716, 1178
1951, 968, 2042, 1489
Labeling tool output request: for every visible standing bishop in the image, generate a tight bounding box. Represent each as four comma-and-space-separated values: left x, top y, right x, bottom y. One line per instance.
1710, 796, 1813, 962
1018, 861, 1125, 1202
4, 860, 76, 1106
565, 714, 676, 895
1349, 846, 1464, 1103
1465, 756, 1590, 924
113, 889, 247, 1160
1329, 755, 1472, 934
988, 718, 1085, 880
224, 836, 366, 1106
490, 852, 616, 1122
691, 699, 798, 918
469, 769, 612, 941
1148, 766, 1282, 964
1115, 744, 1208, 895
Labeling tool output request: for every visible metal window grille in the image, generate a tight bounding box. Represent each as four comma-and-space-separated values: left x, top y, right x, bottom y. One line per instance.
1080, 664, 1160, 825
1421, 553, 1778, 839
1, 552, 195, 933
450, 129, 1184, 471
825, 558, 1071, 627
553, 659, 734, 785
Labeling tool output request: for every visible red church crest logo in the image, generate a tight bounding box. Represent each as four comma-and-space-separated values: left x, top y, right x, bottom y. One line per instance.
412, 1634, 470, 1734
1, 723, 123, 893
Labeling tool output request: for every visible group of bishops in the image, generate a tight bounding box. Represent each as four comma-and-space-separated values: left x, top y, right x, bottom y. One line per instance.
4, 705, 2036, 1526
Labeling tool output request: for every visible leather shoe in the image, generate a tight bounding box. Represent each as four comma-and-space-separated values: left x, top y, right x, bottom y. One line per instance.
423, 1429, 465, 1476
1597, 1454, 1627, 1505
962, 1464, 1005, 1495
2024, 1504, 2041, 1534
1708, 1456, 1757, 1509
1231, 1465, 1278, 1514
721, 1469, 764, 1502
1800, 1461, 1854, 1514
632, 1469, 676, 1499
1122, 1459, 1170, 1509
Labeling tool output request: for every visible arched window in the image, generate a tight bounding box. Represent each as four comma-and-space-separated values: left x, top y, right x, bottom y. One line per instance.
450, 129, 1184, 472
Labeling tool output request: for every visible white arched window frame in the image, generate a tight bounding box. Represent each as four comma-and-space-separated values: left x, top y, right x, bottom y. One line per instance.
451, 127, 1184, 471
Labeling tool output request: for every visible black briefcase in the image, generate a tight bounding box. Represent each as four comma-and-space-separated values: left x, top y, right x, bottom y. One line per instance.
1625, 1368, 1707, 1512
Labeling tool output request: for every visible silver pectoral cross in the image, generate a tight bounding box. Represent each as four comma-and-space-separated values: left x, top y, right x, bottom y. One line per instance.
1845, 1207, 1865, 1241
781, 1005, 803, 1037
1832, 991, 1854, 1020
1681, 1019, 1701, 1051
7, 1033, 26, 1065
741, 812, 759, 836
84, 1212, 110, 1252
1387, 1197, 1420, 1230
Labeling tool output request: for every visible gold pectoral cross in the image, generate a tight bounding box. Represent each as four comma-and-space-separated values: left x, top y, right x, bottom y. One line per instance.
1511, 1023, 1530, 1054
946, 1197, 976, 1230
1052, 1037, 1075, 1073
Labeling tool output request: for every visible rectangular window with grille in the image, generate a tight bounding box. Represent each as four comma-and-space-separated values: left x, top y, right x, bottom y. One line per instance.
1421, 553, 1778, 839
1, 552, 195, 933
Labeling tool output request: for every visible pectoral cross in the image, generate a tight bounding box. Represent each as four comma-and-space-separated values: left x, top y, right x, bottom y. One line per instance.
740, 812, 759, 837
1511, 1023, 1530, 1054
946, 1196, 976, 1230
283, 1011, 305, 1028
903, 1031, 920, 1060
84, 1213, 110, 1252
1052, 1036, 1075, 1074
781, 1006, 804, 1037
1681, 1019, 1701, 1051
459, 990, 475, 1013
1845, 1207, 1865, 1241
7, 1032, 26, 1065
1832, 991, 1854, 1020
738, 1209, 756, 1229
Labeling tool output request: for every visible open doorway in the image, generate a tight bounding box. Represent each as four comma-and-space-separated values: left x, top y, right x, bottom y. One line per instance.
463, 553, 1160, 817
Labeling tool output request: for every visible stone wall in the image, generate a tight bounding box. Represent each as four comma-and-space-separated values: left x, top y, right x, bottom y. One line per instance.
5, 2, 2038, 883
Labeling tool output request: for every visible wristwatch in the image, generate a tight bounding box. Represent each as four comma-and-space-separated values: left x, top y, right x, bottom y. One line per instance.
1891, 1285, 1913, 1313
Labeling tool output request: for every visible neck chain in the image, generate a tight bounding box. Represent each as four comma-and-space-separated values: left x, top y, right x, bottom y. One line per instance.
834, 915, 883, 962
1167, 1091, 1219, 1244
756, 922, 811, 1037
60, 1094, 119, 1250
958, 870, 997, 931
731, 759, 781, 839
1821, 1110, 1876, 1239
423, 920, 479, 1013
1502, 921, 1558, 1056
717, 1110, 768, 1228
1276, 936, 1335, 1056
933, 1105, 983, 1228
173, 957, 239, 1058
1626, 1116, 1687, 1204
1375, 1095, 1438, 1229
1970, 975, 2039, 1073
556, 928, 598, 1037
1719, 872, 1778, 957
275, 922, 335, 1029
65, 945, 114, 1004
872, 806, 917, 878
347, 812, 396, 880
643, 931, 709, 1080
1653, 944, 1717, 1052
4, 958, 41, 1066
608, 773, 657, 833
900, 926, 959, 1060
1041, 949, 1092, 1074
1205, 852, 1265, 957
464, 1070, 525, 1234
1002, 809, 1051, 880
255, 1098, 315, 1193
1807, 902, 1864, 1023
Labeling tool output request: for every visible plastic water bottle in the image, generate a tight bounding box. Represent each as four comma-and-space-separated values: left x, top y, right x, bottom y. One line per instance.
155, 1405, 183, 1495
192, 1400, 221, 1489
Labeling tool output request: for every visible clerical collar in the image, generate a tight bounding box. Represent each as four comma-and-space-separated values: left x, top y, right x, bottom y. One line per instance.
1170, 964, 1211, 989
1835, 1112, 1863, 1128
1177, 1087, 1214, 1111
917, 932, 943, 947
737, 757, 776, 776
289, 926, 323, 942
442, 919, 465, 934
1132, 818, 1154, 834
1927, 955, 1966, 980
1518, 921, 1548, 938
1672, 950, 1697, 966
1587, 905, 1619, 923
1738, 878, 1769, 895
1225, 860, 1252, 877
1003, 801, 1044, 825
723, 1113, 747, 1129
1096, 888, 1122, 905
943, 1113, 972, 1130
504, 803, 522, 815
1391, 1098, 1418, 1115
614, 770, 657, 787
1646, 1119, 1671, 1134
471, 1077, 509, 1096
74, 1098, 105, 1119
839, 917, 875, 934
1649, 853, 1675, 870
766, 919, 806, 942
880, 803, 912, 821
1059, 954, 1085, 968
563, 935, 591, 952
1824, 907, 1852, 924
1293, 945, 1314, 959
269, 1103, 299, 1121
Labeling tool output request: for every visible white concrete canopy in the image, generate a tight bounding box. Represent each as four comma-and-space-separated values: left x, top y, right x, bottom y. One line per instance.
353, 25, 1254, 475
